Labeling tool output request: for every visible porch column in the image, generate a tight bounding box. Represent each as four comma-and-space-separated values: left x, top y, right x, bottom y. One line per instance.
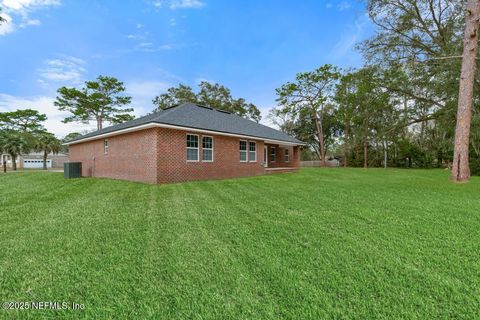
292, 146, 300, 168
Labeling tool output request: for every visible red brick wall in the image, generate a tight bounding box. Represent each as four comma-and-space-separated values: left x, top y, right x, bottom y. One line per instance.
68, 127, 301, 184
156, 128, 266, 183
68, 128, 159, 184
265, 145, 299, 168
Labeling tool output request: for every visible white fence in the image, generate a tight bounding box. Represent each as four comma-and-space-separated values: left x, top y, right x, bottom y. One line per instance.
301, 160, 340, 167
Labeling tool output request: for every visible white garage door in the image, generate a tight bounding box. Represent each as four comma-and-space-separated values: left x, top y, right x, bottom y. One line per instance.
23, 159, 52, 169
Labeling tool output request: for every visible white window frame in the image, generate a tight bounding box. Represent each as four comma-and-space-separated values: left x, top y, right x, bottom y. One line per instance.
186, 134, 199, 162
249, 141, 256, 162
202, 135, 214, 162
284, 149, 289, 163
270, 147, 276, 162
104, 139, 109, 154
239, 140, 248, 162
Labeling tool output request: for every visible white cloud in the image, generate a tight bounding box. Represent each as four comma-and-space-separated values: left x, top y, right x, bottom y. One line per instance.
151, 1, 162, 8
0, 0, 60, 35
127, 80, 171, 98
0, 93, 96, 137
0, 12, 14, 35
19, 18, 40, 27
126, 80, 172, 114
139, 44, 173, 52
138, 42, 153, 47
37, 56, 86, 84
195, 77, 214, 85
326, 3, 333, 9
126, 34, 145, 40
2, 0, 60, 10
169, 0, 204, 9
123, 42, 174, 53
337, 1, 352, 11
329, 13, 370, 65
0, 78, 168, 136
259, 106, 277, 129
150, 0, 204, 10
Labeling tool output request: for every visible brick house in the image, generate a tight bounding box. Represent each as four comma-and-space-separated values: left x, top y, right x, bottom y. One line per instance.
66, 103, 304, 184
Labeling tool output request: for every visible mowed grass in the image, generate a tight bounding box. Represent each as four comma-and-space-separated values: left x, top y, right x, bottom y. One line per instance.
0, 169, 479, 319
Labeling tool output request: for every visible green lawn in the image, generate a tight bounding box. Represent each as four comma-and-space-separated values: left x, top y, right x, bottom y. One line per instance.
0, 169, 479, 319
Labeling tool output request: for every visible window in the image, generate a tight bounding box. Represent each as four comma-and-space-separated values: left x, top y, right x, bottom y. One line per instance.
186, 134, 199, 161
249, 142, 256, 162
202, 136, 213, 162
284, 149, 289, 162
270, 147, 276, 162
239, 140, 247, 162
104, 139, 109, 154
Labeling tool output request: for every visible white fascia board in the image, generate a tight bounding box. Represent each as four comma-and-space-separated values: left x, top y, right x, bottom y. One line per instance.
64, 122, 306, 146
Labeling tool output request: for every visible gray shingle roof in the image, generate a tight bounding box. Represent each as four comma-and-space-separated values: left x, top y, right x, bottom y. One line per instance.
67, 103, 304, 144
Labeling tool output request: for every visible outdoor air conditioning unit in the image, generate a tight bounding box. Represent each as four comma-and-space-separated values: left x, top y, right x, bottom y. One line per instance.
64, 162, 82, 179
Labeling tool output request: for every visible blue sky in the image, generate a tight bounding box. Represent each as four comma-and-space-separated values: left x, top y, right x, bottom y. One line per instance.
0, 0, 374, 136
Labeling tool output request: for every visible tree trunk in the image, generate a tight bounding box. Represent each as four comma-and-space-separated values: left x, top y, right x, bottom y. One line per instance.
12, 155, 17, 171
363, 125, 368, 168
96, 116, 103, 130
437, 150, 444, 168
451, 0, 480, 183
313, 146, 321, 161
363, 140, 368, 168
383, 140, 388, 169
395, 144, 398, 166
344, 122, 349, 168
43, 151, 48, 170
313, 111, 326, 167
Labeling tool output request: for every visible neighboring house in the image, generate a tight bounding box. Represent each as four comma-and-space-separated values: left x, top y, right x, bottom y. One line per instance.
1, 152, 68, 169
66, 103, 305, 184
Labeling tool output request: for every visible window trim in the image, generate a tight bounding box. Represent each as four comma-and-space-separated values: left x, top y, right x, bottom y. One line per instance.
284, 149, 290, 162
186, 133, 199, 162
239, 140, 248, 163
270, 147, 276, 162
104, 139, 109, 154
248, 141, 257, 162
202, 135, 214, 162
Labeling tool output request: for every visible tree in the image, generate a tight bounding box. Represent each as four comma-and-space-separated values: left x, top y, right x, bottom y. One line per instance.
358, 0, 480, 176
275, 64, 341, 167
55, 76, 134, 131
451, 0, 480, 182
0, 109, 47, 132
153, 84, 198, 110
63, 132, 82, 142
269, 105, 340, 161
61, 132, 82, 153
0, 109, 47, 168
335, 72, 358, 167
152, 81, 262, 122
0, 131, 29, 170
334, 68, 395, 168
360, 0, 465, 128
34, 131, 62, 170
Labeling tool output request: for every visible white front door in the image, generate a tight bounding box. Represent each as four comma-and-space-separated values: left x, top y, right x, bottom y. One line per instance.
263, 146, 268, 167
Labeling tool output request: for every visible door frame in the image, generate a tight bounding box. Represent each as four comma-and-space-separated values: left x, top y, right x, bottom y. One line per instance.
263, 145, 268, 167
